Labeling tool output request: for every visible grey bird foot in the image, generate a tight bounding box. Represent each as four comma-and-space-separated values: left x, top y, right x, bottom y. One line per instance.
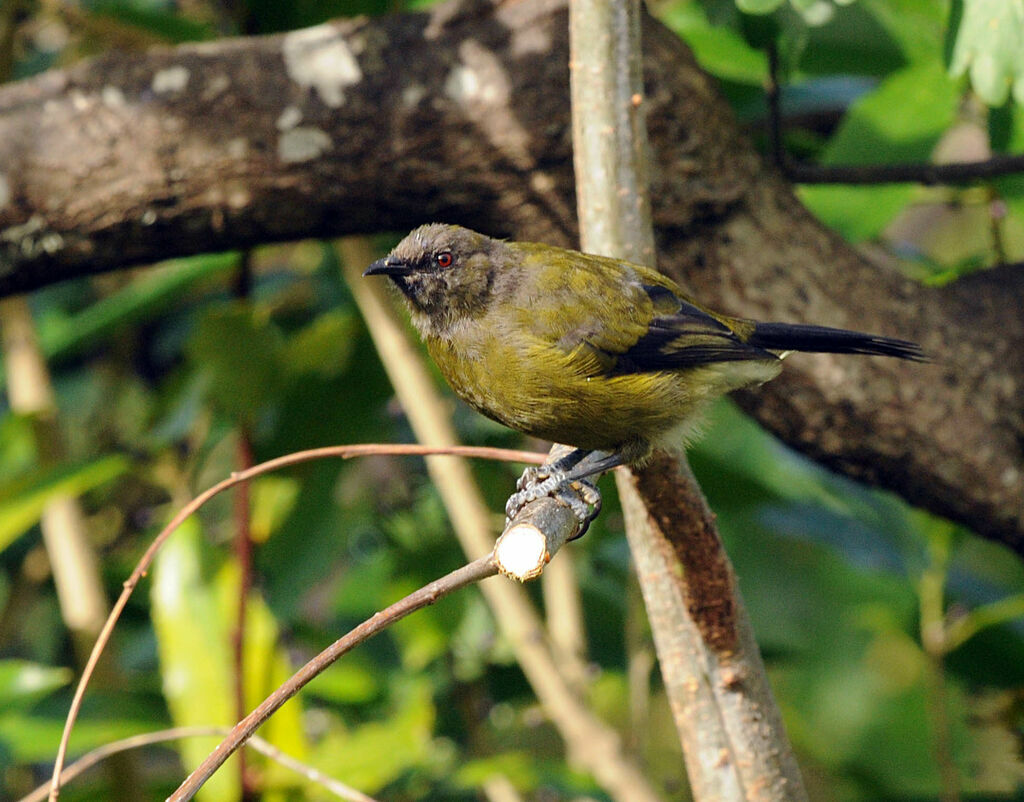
505, 466, 603, 539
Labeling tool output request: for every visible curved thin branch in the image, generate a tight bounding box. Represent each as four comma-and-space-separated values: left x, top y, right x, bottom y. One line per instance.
24, 726, 379, 802
781, 153, 1024, 186
46, 442, 544, 801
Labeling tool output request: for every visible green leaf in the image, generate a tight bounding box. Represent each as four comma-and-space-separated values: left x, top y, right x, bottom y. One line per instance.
736, 0, 786, 15
454, 752, 539, 790
216, 562, 310, 791
249, 476, 301, 543
0, 455, 128, 554
284, 310, 359, 378
793, 3, 908, 76
0, 660, 71, 713
798, 62, 959, 241
990, 103, 1024, 262
306, 658, 380, 706
151, 518, 309, 800
152, 519, 239, 802
656, 1, 768, 84
0, 708, 155, 764
949, 0, 1024, 105
862, 0, 947, 64
308, 679, 437, 793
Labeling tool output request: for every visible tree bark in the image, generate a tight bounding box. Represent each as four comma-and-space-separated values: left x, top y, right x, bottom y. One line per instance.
0, 0, 1020, 552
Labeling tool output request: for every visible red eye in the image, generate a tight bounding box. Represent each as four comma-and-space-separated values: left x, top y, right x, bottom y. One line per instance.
436, 252, 453, 268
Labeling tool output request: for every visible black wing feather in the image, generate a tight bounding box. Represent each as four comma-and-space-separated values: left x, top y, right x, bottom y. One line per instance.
606, 289, 777, 375
748, 322, 926, 361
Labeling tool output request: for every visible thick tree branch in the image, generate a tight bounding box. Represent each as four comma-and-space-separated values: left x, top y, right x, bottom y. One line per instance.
0, 0, 1020, 551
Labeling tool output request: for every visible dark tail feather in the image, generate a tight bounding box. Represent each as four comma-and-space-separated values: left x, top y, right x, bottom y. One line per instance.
748, 322, 926, 361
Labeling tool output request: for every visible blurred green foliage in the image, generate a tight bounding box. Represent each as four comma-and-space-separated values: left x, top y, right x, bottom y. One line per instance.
1, 0, 1023, 800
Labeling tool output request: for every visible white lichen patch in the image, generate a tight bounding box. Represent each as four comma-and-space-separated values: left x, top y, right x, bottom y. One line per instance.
445, 42, 509, 107
510, 24, 551, 57
0, 173, 10, 211
530, 171, 555, 193
425, 2, 462, 40
276, 105, 303, 131
203, 73, 231, 100
2, 215, 44, 243
444, 64, 480, 105
1, 215, 64, 259
226, 137, 249, 160
282, 24, 362, 108
444, 41, 531, 168
70, 90, 92, 111
225, 181, 251, 209
101, 86, 126, 109
278, 126, 332, 163
402, 83, 427, 107
152, 65, 190, 94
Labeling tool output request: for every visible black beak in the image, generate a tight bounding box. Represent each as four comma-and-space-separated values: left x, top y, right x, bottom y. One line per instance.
363, 257, 417, 277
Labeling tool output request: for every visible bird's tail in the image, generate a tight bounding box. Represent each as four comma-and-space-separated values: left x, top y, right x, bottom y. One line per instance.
747, 322, 926, 361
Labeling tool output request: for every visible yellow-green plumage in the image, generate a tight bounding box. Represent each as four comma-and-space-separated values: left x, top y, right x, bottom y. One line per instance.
364, 224, 922, 469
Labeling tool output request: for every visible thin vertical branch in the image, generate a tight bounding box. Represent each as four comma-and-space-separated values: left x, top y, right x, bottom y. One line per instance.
568, 2, 807, 800
0, 6, 109, 662
918, 529, 961, 802
765, 41, 786, 172
541, 552, 590, 692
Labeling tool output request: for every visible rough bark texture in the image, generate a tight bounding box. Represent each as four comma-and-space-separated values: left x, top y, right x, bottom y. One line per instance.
621, 454, 808, 802
0, 0, 1020, 552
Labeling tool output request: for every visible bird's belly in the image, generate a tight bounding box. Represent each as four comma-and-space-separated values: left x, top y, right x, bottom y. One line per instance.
428, 334, 778, 453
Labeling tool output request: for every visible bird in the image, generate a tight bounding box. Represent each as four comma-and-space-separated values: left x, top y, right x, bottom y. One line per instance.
364, 223, 924, 526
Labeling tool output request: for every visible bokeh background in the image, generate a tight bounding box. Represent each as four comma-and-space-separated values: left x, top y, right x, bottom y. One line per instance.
2, 0, 1023, 800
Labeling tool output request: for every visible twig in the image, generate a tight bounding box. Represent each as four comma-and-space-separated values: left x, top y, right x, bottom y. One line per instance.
46, 442, 544, 801
23, 726, 380, 802
494, 496, 580, 581
540, 549, 590, 691
0, 298, 109, 652
783, 154, 1024, 185
764, 41, 786, 174
167, 555, 498, 800
482, 774, 525, 802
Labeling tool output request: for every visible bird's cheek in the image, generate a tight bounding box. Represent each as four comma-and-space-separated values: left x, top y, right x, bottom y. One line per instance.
392, 274, 418, 298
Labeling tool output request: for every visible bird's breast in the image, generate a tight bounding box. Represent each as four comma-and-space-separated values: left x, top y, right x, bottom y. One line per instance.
424, 325, 748, 453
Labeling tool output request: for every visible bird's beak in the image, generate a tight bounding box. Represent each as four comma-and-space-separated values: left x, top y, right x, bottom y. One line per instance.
363, 257, 416, 277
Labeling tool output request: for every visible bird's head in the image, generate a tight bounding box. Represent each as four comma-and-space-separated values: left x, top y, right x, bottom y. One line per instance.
364, 224, 505, 335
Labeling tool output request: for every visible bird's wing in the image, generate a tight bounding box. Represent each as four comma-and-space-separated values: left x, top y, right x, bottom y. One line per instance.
518, 248, 776, 377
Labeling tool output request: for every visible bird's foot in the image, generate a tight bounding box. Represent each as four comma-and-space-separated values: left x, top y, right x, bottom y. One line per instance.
505, 465, 602, 539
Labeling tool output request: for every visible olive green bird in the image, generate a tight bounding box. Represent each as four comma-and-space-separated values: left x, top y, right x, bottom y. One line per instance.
365, 223, 923, 524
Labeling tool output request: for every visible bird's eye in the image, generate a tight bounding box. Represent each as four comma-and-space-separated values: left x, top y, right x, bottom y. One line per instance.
436, 252, 453, 268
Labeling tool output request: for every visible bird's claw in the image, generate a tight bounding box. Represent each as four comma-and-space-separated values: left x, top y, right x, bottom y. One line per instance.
505, 465, 602, 539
